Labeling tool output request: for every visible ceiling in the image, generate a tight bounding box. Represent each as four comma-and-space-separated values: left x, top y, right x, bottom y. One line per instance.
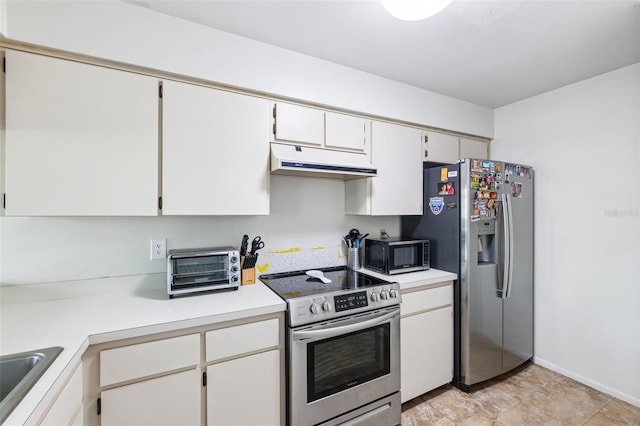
128, 0, 640, 108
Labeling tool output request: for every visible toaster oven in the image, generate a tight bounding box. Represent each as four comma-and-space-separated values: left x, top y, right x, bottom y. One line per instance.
167, 247, 240, 297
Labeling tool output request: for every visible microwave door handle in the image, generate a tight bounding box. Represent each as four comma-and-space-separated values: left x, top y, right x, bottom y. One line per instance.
293, 309, 399, 342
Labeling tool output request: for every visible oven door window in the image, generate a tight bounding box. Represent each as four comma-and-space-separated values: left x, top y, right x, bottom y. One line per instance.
172, 255, 229, 288
307, 323, 390, 402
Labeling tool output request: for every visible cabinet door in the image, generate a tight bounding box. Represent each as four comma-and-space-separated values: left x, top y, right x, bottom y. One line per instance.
207, 350, 280, 426
345, 121, 422, 215
162, 81, 270, 215
271, 102, 324, 146
101, 369, 201, 426
459, 137, 488, 160
4, 50, 159, 216
401, 306, 453, 403
40, 363, 83, 426
424, 130, 458, 164
325, 112, 369, 152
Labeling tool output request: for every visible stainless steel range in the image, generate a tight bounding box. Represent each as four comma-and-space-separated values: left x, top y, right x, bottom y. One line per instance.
260, 266, 402, 426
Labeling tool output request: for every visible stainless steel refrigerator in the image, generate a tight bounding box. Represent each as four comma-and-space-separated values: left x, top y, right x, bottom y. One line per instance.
401, 159, 533, 390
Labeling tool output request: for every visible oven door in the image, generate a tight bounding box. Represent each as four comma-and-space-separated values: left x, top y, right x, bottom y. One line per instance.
289, 306, 400, 426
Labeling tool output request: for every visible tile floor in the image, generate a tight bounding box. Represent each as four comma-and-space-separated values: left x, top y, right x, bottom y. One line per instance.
401, 362, 640, 425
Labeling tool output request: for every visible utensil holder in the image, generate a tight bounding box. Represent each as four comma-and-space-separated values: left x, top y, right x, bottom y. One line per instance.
241, 255, 257, 285
347, 247, 360, 270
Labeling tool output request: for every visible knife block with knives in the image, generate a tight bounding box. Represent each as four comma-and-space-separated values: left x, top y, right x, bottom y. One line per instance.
241, 255, 257, 285
240, 234, 263, 286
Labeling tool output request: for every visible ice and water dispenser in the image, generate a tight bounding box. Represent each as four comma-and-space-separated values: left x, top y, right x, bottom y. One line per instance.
476, 220, 496, 264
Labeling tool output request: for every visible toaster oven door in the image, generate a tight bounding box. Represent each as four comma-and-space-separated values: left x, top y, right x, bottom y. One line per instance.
170, 254, 231, 291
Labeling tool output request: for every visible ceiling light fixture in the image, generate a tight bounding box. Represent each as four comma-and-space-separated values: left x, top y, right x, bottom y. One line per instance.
382, 0, 454, 21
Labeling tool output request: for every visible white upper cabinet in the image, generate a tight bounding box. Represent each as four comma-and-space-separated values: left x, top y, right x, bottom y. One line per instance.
459, 137, 489, 160
325, 111, 369, 152
271, 102, 324, 146
424, 130, 489, 163
271, 102, 370, 152
345, 121, 423, 215
424, 130, 459, 164
3, 50, 159, 216
162, 81, 271, 215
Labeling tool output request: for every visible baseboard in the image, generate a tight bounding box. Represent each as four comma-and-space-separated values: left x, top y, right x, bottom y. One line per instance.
533, 357, 640, 408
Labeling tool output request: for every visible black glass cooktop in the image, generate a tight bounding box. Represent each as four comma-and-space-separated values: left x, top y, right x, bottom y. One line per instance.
260, 266, 392, 300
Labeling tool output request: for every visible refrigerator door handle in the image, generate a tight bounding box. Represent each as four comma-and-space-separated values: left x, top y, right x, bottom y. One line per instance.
501, 193, 515, 299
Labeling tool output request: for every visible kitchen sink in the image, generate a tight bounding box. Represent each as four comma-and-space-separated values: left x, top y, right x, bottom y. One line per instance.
0, 346, 63, 423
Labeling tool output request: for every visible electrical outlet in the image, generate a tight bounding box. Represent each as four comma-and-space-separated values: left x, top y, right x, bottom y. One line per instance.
150, 238, 166, 260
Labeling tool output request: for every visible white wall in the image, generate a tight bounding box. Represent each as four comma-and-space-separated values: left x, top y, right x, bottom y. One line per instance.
492, 63, 640, 407
0, 175, 399, 284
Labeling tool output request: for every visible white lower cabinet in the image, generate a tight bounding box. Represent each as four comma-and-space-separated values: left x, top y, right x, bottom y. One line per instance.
100, 369, 201, 426
86, 315, 283, 426
400, 283, 453, 403
39, 362, 83, 426
206, 350, 280, 426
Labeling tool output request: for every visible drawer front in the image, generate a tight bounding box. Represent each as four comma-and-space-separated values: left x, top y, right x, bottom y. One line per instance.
206, 318, 279, 362
401, 283, 452, 317
100, 334, 200, 386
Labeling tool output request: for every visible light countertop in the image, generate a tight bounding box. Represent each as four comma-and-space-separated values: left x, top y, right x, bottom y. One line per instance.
359, 267, 457, 291
0, 273, 285, 425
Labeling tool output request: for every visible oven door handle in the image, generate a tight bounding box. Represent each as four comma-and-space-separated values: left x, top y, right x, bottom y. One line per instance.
293, 309, 399, 341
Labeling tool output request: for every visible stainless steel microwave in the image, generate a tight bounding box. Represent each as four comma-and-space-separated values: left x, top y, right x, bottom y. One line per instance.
363, 238, 430, 275
167, 247, 240, 298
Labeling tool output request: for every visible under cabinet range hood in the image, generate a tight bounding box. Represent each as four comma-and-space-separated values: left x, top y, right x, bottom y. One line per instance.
270, 143, 377, 180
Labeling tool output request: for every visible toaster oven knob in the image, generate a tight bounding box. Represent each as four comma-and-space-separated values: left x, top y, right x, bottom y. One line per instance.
322, 300, 333, 312
230, 256, 239, 264
389, 289, 399, 299
380, 290, 389, 300
230, 275, 239, 283
310, 302, 321, 314
231, 265, 239, 273
371, 292, 380, 302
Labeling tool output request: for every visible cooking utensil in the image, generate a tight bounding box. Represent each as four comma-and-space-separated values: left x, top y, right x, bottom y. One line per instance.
305, 270, 332, 283
251, 236, 265, 253
240, 234, 249, 256
243, 253, 258, 269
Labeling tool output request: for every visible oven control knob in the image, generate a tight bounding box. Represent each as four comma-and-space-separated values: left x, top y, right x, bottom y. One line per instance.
371, 292, 380, 302
231, 265, 239, 273
389, 289, 399, 299
230, 256, 239, 264
231, 275, 239, 283
310, 302, 321, 314
322, 301, 333, 312
380, 290, 389, 300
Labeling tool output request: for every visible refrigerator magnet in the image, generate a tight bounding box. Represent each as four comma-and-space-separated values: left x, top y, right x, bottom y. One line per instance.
511, 182, 523, 198
429, 197, 445, 215
440, 167, 448, 182
437, 182, 455, 195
